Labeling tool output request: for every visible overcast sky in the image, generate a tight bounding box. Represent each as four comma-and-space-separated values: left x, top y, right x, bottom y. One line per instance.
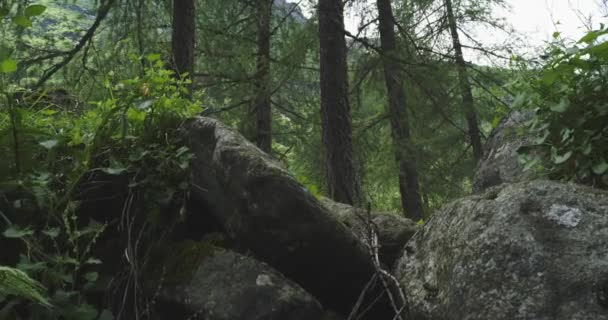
300, 0, 606, 60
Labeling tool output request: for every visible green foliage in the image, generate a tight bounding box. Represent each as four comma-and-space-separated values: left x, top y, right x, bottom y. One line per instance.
0, 265, 51, 307
0, 54, 200, 318
0, 3, 47, 74
517, 27, 608, 188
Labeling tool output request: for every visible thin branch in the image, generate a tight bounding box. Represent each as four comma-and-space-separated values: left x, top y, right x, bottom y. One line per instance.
35, 0, 116, 88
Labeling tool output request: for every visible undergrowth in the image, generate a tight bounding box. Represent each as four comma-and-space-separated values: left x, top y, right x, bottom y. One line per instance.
0, 54, 201, 319
514, 27, 608, 188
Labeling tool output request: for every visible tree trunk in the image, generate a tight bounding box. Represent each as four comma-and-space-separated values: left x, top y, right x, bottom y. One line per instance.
252, 0, 272, 153
376, 0, 424, 221
318, 0, 361, 205
172, 0, 195, 94
445, 0, 483, 163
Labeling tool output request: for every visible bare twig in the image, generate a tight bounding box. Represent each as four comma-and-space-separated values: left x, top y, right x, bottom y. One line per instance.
348, 203, 410, 319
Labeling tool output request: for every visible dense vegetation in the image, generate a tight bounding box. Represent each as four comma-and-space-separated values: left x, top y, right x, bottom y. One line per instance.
0, 0, 606, 318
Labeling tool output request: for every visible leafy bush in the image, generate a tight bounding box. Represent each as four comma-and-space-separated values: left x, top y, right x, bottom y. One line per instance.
0, 54, 201, 319
516, 27, 608, 188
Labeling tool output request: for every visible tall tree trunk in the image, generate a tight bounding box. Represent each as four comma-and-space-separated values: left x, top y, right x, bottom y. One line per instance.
445, 0, 483, 163
172, 0, 195, 94
376, 0, 423, 221
318, 0, 361, 205
252, 0, 272, 153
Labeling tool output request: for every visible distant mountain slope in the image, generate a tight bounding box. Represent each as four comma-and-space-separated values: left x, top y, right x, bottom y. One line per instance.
273, 0, 306, 23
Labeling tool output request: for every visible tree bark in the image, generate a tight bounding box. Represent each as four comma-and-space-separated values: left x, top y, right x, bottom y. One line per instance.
318, 0, 361, 205
252, 0, 272, 153
172, 0, 195, 94
376, 0, 424, 221
445, 0, 483, 163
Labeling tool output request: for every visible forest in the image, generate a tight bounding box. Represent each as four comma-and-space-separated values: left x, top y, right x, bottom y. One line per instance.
0, 0, 607, 319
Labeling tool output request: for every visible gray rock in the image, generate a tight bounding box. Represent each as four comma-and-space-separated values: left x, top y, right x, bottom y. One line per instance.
155, 244, 323, 320
473, 111, 535, 193
320, 197, 417, 267
395, 180, 608, 320
181, 117, 392, 318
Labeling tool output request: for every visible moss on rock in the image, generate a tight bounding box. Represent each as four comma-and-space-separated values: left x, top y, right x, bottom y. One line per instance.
146, 240, 221, 288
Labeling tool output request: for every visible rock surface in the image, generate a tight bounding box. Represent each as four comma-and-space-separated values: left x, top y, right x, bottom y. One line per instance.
155, 243, 324, 320
395, 180, 608, 320
320, 197, 417, 267
181, 117, 390, 318
473, 111, 534, 193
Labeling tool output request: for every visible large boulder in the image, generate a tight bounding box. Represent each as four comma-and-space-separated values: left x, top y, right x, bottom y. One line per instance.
320, 197, 417, 267
473, 111, 535, 193
152, 242, 324, 320
395, 180, 608, 320
181, 117, 390, 318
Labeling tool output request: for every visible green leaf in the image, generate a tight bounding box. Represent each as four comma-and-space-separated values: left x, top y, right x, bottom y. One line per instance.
553, 151, 573, 164
176, 146, 190, 157
39, 139, 59, 150
3, 226, 34, 238
550, 99, 570, 113
0, 266, 51, 307
0, 7, 9, 17
83, 272, 98, 282
578, 29, 608, 44
11, 15, 32, 27
523, 157, 540, 172
101, 160, 128, 175
24, 4, 46, 17
145, 53, 161, 62
552, 31, 561, 39
592, 161, 608, 175
135, 99, 154, 110
589, 41, 608, 56
42, 228, 60, 238
0, 59, 17, 74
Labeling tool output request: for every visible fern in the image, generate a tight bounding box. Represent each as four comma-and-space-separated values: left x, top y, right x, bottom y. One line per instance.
0, 266, 51, 307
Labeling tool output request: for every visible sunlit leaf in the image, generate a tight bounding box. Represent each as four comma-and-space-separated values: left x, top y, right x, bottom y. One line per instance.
135, 99, 154, 110
0, 59, 17, 73
145, 53, 161, 62
85, 258, 102, 265
101, 160, 128, 175
12, 15, 32, 27
39, 139, 59, 150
